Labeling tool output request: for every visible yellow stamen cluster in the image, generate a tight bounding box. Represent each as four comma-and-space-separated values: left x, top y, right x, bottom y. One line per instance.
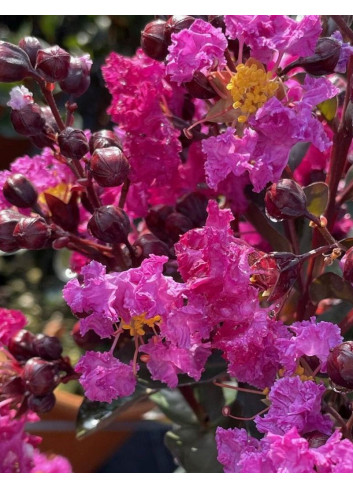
226, 62, 279, 123
121, 313, 161, 337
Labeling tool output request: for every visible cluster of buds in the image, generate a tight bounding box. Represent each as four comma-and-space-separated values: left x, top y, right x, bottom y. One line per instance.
2, 329, 75, 415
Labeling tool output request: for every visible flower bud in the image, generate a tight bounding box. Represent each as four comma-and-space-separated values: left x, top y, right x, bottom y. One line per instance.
10, 103, 46, 136
327, 342, 353, 390
52, 236, 70, 250
134, 233, 170, 264
58, 127, 89, 160
165, 212, 194, 242
141, 20, 169, 61
3, 174, 38, 208
23, 358, 59, 396
8, 330, 37, 362
165, 15, 195, 42
90, 147, 130, 187
184, 71, 217, 99
281, 37, 341, 76
145, 205, 174, 242
88, 205, 130, 244
176, 192, 208, 226
27, 392, 56, 414
35, 45, 70, 82
343, 248, 353, 284
264, 179, 307, 221
0, 209, 22, 253
44, 192, 80, 233
33, 334, 63, 360
13, 216, 51, 249
18, 36, 43, 67
59, 54, 92, 97
0, 41, 33, 82
89, 130, 123, 153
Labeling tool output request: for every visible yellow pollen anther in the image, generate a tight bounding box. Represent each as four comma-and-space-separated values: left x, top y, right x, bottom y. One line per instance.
226, 59, 279, 123
121, 313, 161, 337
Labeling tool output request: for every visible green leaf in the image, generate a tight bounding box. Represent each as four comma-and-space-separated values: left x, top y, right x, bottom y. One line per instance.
76, 384, 153, 440
288, 142, 310, 172
150, 389, 198, 426
304, 182, 329, 217
317, 97, 338, 122
165, 426, 223, 473
194, 383, 225, 425
309, 272, 353, 304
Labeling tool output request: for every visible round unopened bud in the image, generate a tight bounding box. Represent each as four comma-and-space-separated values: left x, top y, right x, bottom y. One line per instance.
59, 54, 92, 97
3, 174, 38, 208
134, 233, 170, 264
34, 334, 63, 360
58, 127, 89, 160
8, 330, 37, 362
0, 41, 33, 82
145, 205, 174, 242
264, 179, 307, 221
176, 192, 208, 226
343, 248, 353, 284
23, 357, 59, 396
13, 217, 51, 249
90, 147, 130, 187
35, 45, 70, 82
165, 212, 194, 242
327, 342, 353, 390
141, 20, 169, 61
89, 130, 123, 153
18, 36, 43, 67
165, 15, 195, 41
88, 205, 130, 244
184, 71, 217, 99
27, 392, 56, 414
0, 209, 22, 253
10, 103, 46, 136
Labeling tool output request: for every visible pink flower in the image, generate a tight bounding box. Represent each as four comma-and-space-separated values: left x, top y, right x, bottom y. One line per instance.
31, 452, 72, 473
313, 430, 353, 472
0, 308, 27, 347
75, 351, 137, 403
7, 85, 33, 110
215, 427, 262, 473
255, 376, 333, 436
166, 19, 227, 84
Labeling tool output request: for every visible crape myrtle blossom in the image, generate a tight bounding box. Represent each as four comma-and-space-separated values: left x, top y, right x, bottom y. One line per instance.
331, 31, 353, 73
0, 307, 27, 347
216, 426, 353, 473
7, 85, 33, 110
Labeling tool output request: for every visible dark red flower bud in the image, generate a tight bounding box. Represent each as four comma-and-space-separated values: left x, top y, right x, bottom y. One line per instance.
327, 342, 353, 390
264, 179, 307, 221
59, 55, 92, 97
165, 212, 194, 242
72, 322, 101, 350
281, 38, 341, 77
23, 357, 59, 396
40, 105, 59, 132
90, 147, 130, 187
208, 16, 226, 32
10, 103, 46, 136
18, 36, 43, 67
3, 174, 38, 208
89, 130, 123, 153
29, 127, 57, 150
176, 192, 208, 227
8, 330, 37, 362
35, 45, 70, 82
88, 205, 130, 244
33, 334, 63, 360
134, 233, 170, 264
45, 192, 80, 233
2, 376, 26, 397
58, 127, 89, 160
145, 205, 174, 242
0, 41, 33, 82
343, 248, 353, 284
13, 216, 51, 249
141, 20, 169, 61
52, 236, 70, 250
184, 71, 217, 99
27, 392, 56, 414
0, 209, 22, 253
165, 15, 195, 41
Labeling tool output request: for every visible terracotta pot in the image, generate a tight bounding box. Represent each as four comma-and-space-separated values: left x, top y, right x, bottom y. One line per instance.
27, 389, 155, 473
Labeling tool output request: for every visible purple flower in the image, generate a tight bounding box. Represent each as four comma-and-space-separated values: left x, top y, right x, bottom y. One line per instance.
75, 351, 137, 403
0, 308, 27, 347
313, 430, 353, 472
276, 317, 343, 374
166, 19, 227, 84
216, 427, 262, 473
7, 86, 33, 110
301, 75, 340, 108
255, 376, 333, 436
332, 31, 353, 73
